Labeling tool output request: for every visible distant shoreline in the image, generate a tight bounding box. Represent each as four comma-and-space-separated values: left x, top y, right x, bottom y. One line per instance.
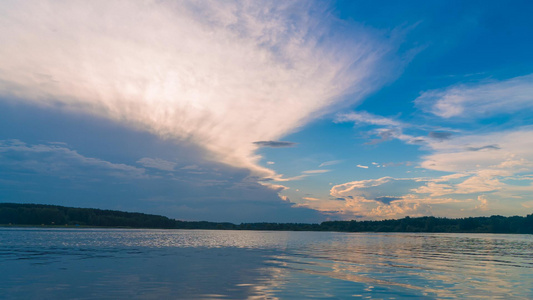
1, 203, 532, 234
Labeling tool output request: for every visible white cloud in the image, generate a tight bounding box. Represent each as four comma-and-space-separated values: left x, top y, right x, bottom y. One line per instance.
330, 177, 394, 197
321, 171, 533, 219
336, 111, 429, 145
408, 127, 533, 209
356, 164, 368, 169
137, 157, 177, 171
330, 177, 421, 201
302, 169, 330, 174
421, 128, 533, 173
297, 193, 435, 220
273, 174, 308, 182
336, 111, 404, 127
475, 195, 488, 211
0, 0, 396, 178
319, 160, 342, 167
415, 74, 533, 118
272, 169, 331, 182
302, 197, 320, 201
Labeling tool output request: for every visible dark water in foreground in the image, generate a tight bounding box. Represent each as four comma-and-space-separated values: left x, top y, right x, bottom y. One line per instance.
0, 228, 532, 299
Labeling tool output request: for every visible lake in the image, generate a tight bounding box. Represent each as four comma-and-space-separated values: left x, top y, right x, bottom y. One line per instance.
1, 228, 532, 299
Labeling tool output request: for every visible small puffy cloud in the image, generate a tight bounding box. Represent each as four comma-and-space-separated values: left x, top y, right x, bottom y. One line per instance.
475, 195, 488, 211
415, 74, 533, 118
137, 157, 177, 171
253, 141, 296, 148
356, 164, 368, 169
266, 161, 275, 165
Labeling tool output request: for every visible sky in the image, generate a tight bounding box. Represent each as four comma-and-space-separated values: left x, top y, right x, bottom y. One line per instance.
1, 0, 533, 223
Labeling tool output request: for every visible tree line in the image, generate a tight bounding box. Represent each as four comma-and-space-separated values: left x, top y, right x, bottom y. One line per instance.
1, 203, 532, 234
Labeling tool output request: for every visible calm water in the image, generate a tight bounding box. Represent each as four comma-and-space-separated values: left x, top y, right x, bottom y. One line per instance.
0, 228, 532, 299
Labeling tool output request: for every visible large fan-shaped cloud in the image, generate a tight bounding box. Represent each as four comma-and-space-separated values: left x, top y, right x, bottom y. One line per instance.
0, 0, 395, 178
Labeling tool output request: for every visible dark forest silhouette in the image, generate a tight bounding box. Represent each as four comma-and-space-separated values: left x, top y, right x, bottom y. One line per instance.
1, 203, 532, 234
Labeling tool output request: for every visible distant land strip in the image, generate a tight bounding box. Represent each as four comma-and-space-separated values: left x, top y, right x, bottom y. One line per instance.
1, 203, 532, 234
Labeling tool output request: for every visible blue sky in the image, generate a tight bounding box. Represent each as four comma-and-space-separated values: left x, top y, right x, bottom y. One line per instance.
1, 0, 532, 222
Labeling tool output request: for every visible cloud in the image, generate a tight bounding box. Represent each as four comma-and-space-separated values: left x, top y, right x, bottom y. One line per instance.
336, 111, 425, 145
374, 196, 401, 204
0, 139, 146, 178
303, 197, 320, 201
421, 128, 533, 173
356, 164, 368, 169
428, 131, 453, 140
414, 127, 533, 201
0, 138, 326, 223
475, 195, 489, 211
253, 141, 296, 148
266, 161, 275, 165
302, 169, 330, 174
273, 174, 308, 182
297, 191, 434, 220
335, 108, 533, 214
137, 157, 177, 171
415, 74, 533, 118
336, 111, 403, 127
319, 175, 505, 219
181, 165, 201, 170
273, 169, 331, 182
330, 177, 422, 201
0, 0, 397, 178
466, 144, 500, 151
319, 160, 342, 167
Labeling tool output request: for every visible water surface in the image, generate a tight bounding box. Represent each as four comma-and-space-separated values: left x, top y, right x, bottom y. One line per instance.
1, 228, 531, 299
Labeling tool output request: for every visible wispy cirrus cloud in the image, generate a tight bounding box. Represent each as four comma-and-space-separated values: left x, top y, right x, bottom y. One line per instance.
302, 169, 330, 174
335, 111, 424, 145
336, 111, 404, 127
0, 0, 398, 179
272, 169, 330, 182
415, 74, 533, 118
319, 160, 342, 167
